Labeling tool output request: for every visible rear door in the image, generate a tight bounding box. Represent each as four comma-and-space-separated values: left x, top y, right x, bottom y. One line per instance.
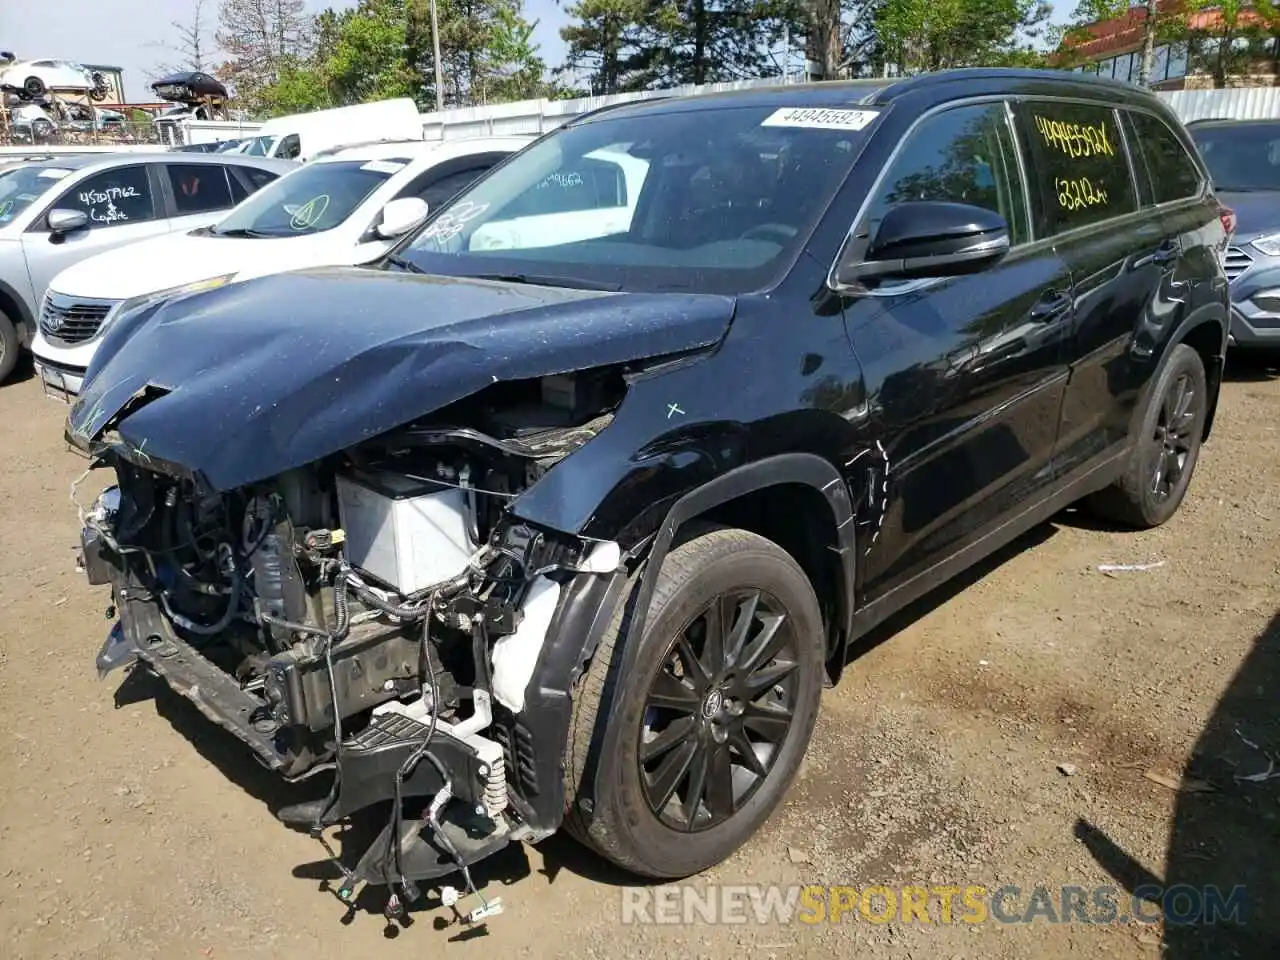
846, 99, 1076, 600
1122, 107, 1220, 352
21, 163, 171, 306
1010, 98, 1172, 473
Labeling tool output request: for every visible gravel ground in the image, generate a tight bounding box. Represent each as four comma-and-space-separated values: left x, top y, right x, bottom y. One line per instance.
1, 353, 1277, 960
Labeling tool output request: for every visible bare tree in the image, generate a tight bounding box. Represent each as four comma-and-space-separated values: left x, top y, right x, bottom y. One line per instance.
146, 0, 214, 81
215, 0, 313, 105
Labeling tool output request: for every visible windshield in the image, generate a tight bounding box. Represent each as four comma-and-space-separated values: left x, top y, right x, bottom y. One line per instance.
210, 160, 397, 238
0, 163, 69, 226
396, 103, 878, 293
240, 134, 277, 157
1191, 123, 1280, 191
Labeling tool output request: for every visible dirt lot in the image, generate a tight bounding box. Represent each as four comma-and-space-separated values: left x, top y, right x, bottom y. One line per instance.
1, 354, 1278, 960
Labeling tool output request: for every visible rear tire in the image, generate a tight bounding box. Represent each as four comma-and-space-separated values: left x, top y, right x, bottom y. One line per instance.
563, 525, 824, 878
0, 311, 20, 383
1085, 343, 1207, 528
23, 76, 45, 98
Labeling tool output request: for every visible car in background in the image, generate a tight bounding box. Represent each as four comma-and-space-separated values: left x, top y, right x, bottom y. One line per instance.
0, 151, 294, 383
1188, 117, 1280, 350
31, 136, 531, 395
0, 58, 107, 100
151, 71, 229, 104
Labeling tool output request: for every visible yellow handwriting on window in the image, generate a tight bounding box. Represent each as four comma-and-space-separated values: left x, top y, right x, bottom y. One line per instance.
1055, 176, 1109, 212
1034, 116, 1115, 159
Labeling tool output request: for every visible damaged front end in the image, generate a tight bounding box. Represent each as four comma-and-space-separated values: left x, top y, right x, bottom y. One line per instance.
74, 365, 642, 918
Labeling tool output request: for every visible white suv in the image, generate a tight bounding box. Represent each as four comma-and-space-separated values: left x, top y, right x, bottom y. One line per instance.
32, 136, 532, 396
0, 152, 294, 382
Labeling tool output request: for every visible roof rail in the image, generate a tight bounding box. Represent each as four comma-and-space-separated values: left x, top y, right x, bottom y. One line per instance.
307, 136, 428, 160
564, 96, 672, 126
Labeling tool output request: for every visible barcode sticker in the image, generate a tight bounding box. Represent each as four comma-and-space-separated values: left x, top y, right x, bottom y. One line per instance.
760, 107, 880, 131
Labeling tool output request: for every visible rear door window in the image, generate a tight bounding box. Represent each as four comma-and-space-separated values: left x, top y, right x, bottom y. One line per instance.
167, 163, 235, 214
53, 165, 156, 228
1013, 101, 1137, 235
1126, 110, 1203, 204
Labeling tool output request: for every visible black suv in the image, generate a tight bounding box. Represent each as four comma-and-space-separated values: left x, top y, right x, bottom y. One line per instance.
66, 68, 1229, 912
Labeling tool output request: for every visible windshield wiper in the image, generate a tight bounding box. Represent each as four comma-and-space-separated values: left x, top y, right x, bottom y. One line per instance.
470, 272, 621, 292
210, 227, 274, 238
385, 255, 426, 274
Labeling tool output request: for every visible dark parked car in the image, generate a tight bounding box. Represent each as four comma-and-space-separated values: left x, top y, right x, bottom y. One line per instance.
151, 70, 228, 103
65, 68, 1229, 919
1188, 117, 1280, 350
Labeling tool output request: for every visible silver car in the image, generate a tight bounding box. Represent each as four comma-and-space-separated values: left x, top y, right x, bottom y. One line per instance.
0, 151, 296, 381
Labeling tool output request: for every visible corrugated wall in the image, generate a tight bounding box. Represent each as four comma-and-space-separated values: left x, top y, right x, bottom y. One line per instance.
1157, 86, 1280, 121
417, 79, 1280, 141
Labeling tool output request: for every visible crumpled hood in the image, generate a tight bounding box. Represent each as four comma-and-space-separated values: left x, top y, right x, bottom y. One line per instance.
67, 265, 735, 491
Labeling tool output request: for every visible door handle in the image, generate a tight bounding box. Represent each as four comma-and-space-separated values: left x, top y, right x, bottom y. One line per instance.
1132, 241, 1179, 269
1029, 289, 1071, 323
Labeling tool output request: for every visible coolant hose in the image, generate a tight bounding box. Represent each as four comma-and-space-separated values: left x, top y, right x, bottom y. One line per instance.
161, 566, 243, 636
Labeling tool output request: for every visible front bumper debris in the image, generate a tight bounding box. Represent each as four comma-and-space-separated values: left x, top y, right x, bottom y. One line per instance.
100, 588, 289, 770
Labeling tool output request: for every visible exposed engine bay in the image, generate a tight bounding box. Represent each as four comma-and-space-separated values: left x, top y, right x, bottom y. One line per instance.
76, 369, 628, 922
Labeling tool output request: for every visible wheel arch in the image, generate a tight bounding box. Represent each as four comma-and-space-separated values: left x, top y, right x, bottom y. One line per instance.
1133, 302, 1227, 445
0, 277, 34, 347
623, 453, 858, 687
1173, 307, 1228, 442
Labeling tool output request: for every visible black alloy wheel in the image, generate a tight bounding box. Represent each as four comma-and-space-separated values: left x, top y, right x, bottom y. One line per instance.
1085, 342, 1208, 528
639, 589, 800, 833
1150, 369, 1196, 503
563, 525, 825, 879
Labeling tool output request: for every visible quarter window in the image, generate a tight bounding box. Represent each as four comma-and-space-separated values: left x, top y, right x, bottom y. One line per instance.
1127, 111, 1202, 204
54, 165, 155, 227
861, 102, 1029, 248
229, 167, 280, 203
416, 166, 493, 210
167, 163, 235, 214
1015, 101, 1137, 235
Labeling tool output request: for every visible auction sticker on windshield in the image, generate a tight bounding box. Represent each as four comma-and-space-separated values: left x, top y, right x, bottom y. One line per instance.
361, 160, 407, 175
761, 107, 880, 131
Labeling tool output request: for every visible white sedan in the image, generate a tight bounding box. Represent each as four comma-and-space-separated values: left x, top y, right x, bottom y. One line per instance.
0, 59, 105, 100
32, 135, 532, 395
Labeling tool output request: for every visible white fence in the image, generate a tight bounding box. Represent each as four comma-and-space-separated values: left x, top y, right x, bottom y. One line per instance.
5, 78, 1279, 161
1158, 86, 1280, 122
417, 78, 1280, 141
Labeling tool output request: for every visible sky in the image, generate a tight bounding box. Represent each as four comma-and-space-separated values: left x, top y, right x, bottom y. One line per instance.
2, 0, 1074, 104
1, 0, 573, 101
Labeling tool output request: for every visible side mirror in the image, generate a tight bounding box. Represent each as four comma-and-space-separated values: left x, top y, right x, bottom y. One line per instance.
837, 201, 1010, 284
376, 197, 429, 240
47, 208, 89, 236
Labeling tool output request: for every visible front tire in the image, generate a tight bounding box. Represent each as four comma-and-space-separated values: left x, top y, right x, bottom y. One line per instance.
0, 311, 20, 383
1086, 342, 1208, 528
23, 75, 45, 98
564, 525, 824, 878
